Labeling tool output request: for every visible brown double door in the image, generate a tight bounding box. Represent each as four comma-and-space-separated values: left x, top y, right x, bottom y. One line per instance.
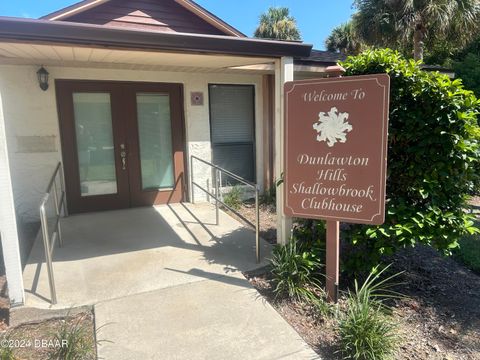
56, 80, 186, 214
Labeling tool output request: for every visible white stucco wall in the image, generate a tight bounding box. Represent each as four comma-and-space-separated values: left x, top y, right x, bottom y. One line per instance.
0, 64, 265, 224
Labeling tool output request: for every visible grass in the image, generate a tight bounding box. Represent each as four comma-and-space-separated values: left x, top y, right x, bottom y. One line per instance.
455, 234, 480, 274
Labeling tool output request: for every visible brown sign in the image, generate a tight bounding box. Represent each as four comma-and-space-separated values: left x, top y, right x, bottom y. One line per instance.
284, 74, 390, 225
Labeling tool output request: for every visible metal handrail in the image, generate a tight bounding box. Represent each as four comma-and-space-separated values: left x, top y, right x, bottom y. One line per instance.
190, 155, 261, 263
39, 162, 67, 305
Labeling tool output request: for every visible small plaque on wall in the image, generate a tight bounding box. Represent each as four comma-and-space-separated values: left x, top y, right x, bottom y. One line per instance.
190, 92, 204, 106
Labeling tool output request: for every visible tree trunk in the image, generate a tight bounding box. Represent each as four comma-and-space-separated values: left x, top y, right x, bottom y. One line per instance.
413, 23, 425, 61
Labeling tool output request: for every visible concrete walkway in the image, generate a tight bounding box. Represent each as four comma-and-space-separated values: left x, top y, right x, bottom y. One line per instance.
23, 202, 319, 359
95, 273, 320, 360
23, 203, 270, 308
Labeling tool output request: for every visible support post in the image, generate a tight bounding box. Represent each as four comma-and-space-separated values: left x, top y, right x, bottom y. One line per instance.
255, 185, 260, 263
0, 92, 24, 306
40, 203, 57, 305
214, 169, 219, 226
190, 155, 195, 204
275, 57, 294, 244
325, 65, 345, 303
326, 220, 340, 302
52, 178, 63, 247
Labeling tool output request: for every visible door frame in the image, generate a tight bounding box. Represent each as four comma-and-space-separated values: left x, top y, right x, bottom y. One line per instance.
55, 79, 188, 214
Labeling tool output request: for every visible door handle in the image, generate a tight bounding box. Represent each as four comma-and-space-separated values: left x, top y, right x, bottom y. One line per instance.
120, 143, 127, 170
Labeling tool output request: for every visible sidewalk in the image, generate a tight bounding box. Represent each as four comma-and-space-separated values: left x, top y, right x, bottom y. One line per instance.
95, 273, 320, 360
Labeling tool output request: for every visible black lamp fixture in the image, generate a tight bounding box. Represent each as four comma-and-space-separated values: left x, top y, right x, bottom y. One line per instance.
37, 66, 49, 91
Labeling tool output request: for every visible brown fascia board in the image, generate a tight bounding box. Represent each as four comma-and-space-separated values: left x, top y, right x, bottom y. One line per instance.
41, 0, 108, 20
0, 17, 312, 58
294, 59, 338, 67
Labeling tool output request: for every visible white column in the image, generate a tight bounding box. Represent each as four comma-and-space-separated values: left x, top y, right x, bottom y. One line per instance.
274, 57, 294, 245
0, 92, 24, 306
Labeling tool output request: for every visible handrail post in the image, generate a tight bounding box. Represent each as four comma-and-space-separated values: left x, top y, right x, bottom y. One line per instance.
59, 162, 68, 217
40, 204, 57, 305
190, 155, 195, 203
214, 169, 220, 226
190, 155, 261, 263
219, 172, 223, 201
255, 185, 260, 263
52, 178, 63, 248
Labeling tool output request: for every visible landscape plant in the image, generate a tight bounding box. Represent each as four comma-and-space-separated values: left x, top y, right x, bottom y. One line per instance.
222, 185, 243, 211
339, 265, 401, 360
48, 314, 96, 360
269, 237, 322, 301
338, 49, 480, 274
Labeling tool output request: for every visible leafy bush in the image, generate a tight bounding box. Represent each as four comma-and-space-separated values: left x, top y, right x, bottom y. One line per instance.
338, 49, 480, 274
293, 219, 327, 264
339, 266, 401, 360
269, 238, 323, 301
222, 185, 243, 210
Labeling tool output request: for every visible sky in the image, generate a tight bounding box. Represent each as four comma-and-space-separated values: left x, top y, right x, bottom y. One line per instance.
0, 1, 356, 50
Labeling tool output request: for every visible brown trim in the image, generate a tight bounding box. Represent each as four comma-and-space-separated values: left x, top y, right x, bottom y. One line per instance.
42, 0, 109, 21
55, 79, 186, 214
41, 0, 245, 37
56, 80, 131, 213
126, 82, 186, 206
0, 17, 312, 58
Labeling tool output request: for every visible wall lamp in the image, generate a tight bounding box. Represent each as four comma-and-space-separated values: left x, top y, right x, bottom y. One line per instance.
37, 66, 49, 91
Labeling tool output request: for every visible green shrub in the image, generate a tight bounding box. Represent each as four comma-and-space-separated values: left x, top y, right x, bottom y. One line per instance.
222, 185, 243, 210
48, 314, 96, 360
269, 238, 323, 301
455, 234, 480, 273
338, 49, 480, 275
339, 266, 401, 360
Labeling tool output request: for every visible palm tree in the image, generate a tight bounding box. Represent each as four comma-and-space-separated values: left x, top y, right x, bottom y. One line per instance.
325, 21, 364, 55
353, 0, 480, 61
254, 7, 301, 41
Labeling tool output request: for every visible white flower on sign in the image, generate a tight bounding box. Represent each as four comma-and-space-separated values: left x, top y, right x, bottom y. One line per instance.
313, 107, 352, 147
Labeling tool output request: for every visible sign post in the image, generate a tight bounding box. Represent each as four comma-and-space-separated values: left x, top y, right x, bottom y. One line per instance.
284, 68, 390, 302
326, 219, 340, 302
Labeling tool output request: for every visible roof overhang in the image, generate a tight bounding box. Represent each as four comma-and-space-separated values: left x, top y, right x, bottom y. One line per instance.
0, 17, 312, 58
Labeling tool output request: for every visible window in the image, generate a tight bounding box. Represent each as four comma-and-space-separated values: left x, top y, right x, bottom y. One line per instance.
209, 84, 255, 182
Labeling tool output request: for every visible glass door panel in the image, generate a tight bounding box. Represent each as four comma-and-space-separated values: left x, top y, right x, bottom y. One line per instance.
72, 93, 118, 196
136, 93, 174, 190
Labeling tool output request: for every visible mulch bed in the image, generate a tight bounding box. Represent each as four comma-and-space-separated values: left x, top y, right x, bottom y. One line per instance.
1, 311, 96, 360
240, 203, 480, 360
